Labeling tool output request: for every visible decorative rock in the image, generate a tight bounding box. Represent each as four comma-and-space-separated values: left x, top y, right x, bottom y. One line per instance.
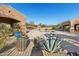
63, 49, 68, 54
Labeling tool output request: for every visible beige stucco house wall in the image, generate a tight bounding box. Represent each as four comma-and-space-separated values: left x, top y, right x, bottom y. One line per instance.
0, 5, 26, 34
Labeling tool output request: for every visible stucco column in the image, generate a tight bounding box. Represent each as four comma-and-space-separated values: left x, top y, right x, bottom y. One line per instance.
10, 23, 15, 35
20, 19, 26, 35
70, 21, 74, 33
63, 26, 65, 31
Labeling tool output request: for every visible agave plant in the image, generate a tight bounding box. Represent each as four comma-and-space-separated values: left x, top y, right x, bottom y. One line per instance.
43, 32, 62, 52
35, 32, 62, 53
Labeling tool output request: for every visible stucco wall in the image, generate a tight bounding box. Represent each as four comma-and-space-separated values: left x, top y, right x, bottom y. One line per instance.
70, 19, 79, 32
0, 5, 26, 34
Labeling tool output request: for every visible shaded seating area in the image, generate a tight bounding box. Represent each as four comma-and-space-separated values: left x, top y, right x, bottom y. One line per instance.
0, 4, 43, 56
0, 4, 26, 34
0, 5, 27, 54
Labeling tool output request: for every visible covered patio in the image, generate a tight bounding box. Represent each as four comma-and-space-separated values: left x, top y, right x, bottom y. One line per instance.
0, 5, 27, 54
0, 4, 26, 34
59, 19, 79, 33
62, 21, 70, 32
70, 19, 79, 32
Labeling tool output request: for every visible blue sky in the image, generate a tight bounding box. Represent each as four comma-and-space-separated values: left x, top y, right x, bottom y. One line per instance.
5, 3, 79, 25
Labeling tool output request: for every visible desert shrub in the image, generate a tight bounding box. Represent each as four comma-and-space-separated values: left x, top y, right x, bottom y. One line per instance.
64, 26, 70, 31
0, 23, 10, 49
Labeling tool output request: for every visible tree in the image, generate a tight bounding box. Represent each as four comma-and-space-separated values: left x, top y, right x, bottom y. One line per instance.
38, 23, 46, 27
29, 21, 35, 26
51, 25, 57, 30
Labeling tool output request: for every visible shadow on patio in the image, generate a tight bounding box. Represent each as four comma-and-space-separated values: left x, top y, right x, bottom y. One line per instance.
31, 46, 43, 56
0, 41, 16, 53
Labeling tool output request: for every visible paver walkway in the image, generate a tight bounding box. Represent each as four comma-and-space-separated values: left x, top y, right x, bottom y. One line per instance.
0, 41, 34, 56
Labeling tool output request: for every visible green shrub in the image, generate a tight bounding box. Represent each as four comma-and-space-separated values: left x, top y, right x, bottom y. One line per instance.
0, 23, 10, 49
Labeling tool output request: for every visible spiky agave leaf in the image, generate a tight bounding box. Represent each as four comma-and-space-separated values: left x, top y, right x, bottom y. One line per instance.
43, 32, 62, 53
50, 35, 57, 51
34, 32, 62, 53
52, 39, 62, 53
